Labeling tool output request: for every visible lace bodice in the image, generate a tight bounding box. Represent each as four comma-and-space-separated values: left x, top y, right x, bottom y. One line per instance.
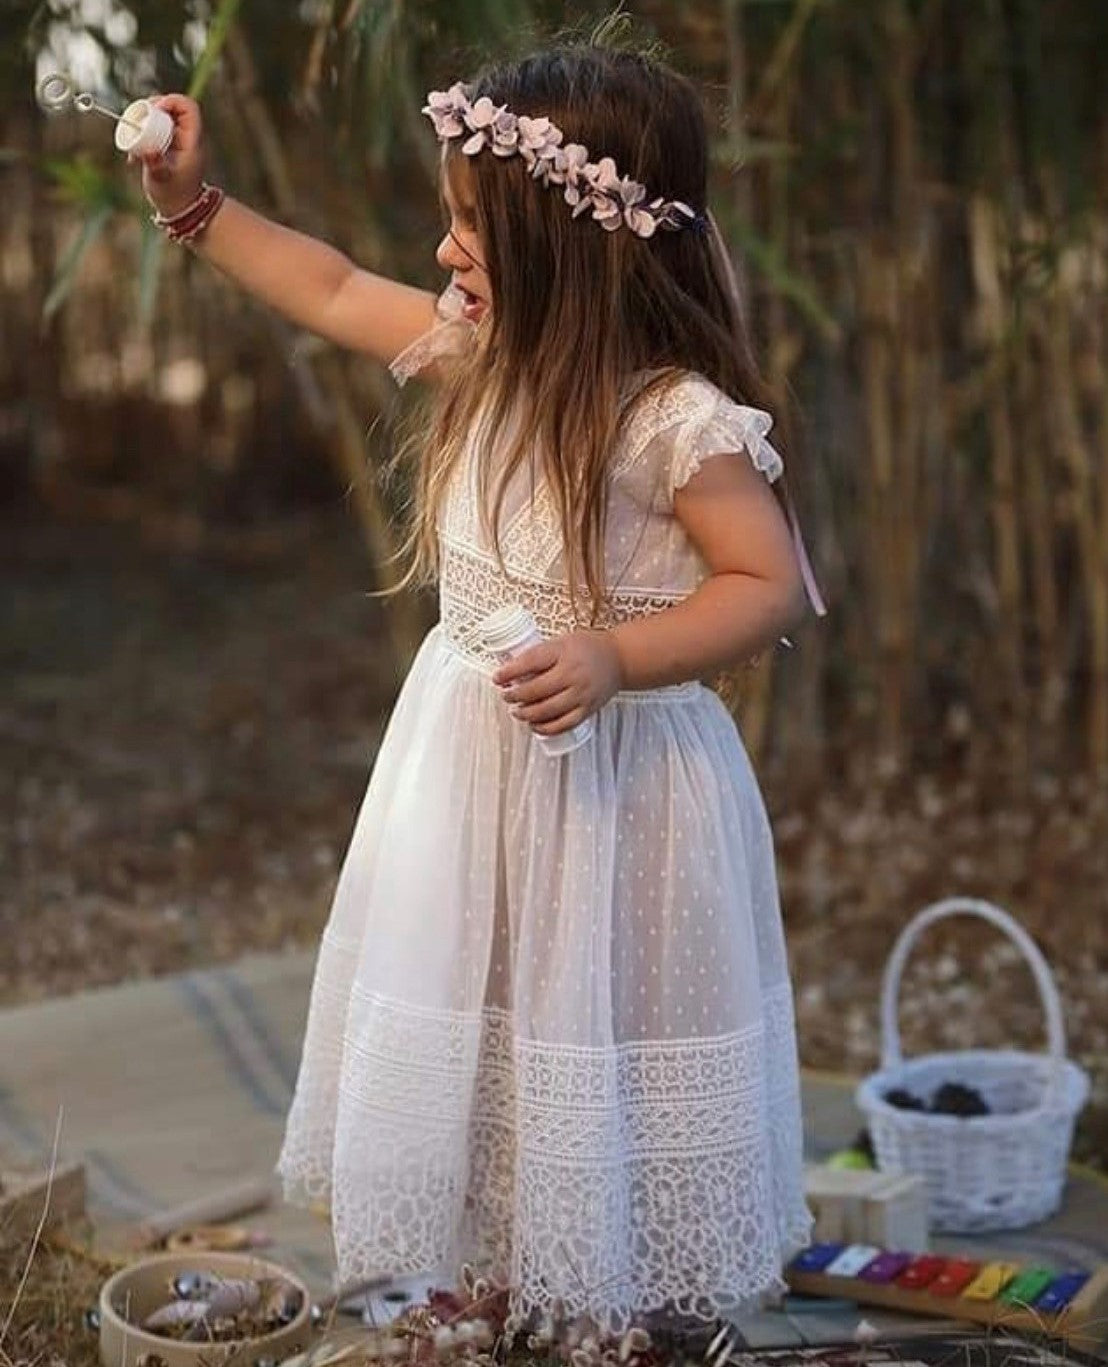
438, 372, 784, 665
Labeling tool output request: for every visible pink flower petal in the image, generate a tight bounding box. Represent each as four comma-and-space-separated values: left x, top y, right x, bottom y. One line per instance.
627, 207, 658, 237
593, 157, 620, 191
468, 96, 496, 128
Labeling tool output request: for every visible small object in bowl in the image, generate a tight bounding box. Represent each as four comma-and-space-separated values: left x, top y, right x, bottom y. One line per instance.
202, 1277, 261, 1318
143, 1299, 210, 1331
263, 1282, 303, 1326
172, 1270, 215, 1300
179, 1277, 262, 1341
930, 1081, 990, 1117
826, 1147, 873, 1170
883, 1087, 926, 1111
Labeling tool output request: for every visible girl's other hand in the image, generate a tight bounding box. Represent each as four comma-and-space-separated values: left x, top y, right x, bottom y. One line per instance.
130, 93, 205, 219
493, 630, 623, 736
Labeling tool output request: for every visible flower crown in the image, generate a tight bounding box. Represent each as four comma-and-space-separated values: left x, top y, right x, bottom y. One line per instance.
422, 82, 705, 239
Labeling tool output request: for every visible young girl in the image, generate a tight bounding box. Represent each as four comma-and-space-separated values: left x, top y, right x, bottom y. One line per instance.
137, 40, 824, 1340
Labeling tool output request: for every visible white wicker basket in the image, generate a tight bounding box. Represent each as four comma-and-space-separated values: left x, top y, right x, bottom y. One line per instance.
855, 897, 1089, 1233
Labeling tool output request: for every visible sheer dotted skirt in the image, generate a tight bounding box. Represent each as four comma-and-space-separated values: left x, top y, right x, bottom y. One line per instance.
277, 624, 811, 1332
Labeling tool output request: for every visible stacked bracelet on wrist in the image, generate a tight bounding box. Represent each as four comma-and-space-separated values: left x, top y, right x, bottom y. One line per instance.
152, 181, 225, 244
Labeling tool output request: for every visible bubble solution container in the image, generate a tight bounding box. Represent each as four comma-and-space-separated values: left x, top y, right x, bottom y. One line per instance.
113, 98, 174, 156
479, 604, 595, 757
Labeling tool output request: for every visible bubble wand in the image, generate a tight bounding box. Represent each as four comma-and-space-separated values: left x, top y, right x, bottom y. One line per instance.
37, 74, 174, 157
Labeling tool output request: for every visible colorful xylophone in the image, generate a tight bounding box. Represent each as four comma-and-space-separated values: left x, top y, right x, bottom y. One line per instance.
784, 1243, 1108, 1348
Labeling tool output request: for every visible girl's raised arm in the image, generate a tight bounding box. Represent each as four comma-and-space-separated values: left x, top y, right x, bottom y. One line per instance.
137, 95, 437, 367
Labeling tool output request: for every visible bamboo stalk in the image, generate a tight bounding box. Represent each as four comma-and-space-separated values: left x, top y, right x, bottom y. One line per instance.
857, 239, 902, 757
1096, 193, 1108, 775
1036, 257, 1108, 768
968, 193, 1028, 767
1015, 336, 1063, 734
884, 0, 924, 764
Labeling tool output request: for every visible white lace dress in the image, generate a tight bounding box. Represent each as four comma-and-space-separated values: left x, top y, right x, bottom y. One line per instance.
277, 365, 813, 1332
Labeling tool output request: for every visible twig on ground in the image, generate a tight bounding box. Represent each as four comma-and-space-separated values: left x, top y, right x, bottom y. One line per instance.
0, 1106, 64, 1354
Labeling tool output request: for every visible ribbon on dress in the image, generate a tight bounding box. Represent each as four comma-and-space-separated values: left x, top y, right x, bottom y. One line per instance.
781, 483, 828, 620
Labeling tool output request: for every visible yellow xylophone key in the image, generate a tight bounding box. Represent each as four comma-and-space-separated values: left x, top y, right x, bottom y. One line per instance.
960, 1262, 1022, 1301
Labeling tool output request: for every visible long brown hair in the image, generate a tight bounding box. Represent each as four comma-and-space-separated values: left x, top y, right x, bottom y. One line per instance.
398, 42, 777, 619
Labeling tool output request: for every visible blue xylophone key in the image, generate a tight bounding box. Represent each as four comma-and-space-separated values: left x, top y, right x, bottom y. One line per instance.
1033, 1271, 1090, 1313
789, 1243, 846, 1273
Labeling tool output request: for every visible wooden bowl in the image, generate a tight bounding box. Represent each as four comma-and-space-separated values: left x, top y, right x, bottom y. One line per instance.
98, 1250, 311, 1367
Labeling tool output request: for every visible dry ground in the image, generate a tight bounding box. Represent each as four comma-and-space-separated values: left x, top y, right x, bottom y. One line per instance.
2, 510, 1106, 1166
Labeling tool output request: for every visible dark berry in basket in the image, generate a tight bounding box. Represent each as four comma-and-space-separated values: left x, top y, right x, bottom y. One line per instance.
884, 1088, 927, 1111
853, 1128, 876, 1162
930, 1081, 990, 1116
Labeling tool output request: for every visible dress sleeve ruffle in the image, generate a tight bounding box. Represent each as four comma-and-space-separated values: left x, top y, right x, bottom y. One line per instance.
669, 390, 785, 500
661, 378, 827, 619
388, 284, 477, 387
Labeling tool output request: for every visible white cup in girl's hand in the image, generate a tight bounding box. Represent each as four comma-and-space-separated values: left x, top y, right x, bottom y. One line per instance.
114, 98, 174, 158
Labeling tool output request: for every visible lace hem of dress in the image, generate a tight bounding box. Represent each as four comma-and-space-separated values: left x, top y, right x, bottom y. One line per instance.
277, 982, 812, 1334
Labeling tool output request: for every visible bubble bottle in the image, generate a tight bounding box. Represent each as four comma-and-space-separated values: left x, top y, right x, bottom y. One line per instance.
479, 604, 596, 757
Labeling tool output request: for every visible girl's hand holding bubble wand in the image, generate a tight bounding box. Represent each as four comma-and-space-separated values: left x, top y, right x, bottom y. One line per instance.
37, 74, 174, 160
45, 80, 437, 359
37, 75, 222, 239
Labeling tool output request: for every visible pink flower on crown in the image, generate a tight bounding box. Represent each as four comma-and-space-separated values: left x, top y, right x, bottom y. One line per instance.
619, 178, 657, 237
589, 156, 622, 195
422, 83, 471, 138
461, 96, 503, 155
554, 143, 590, 199
490, 108, 519, 157
518, 115, 563, 177
573, 157, 628, 232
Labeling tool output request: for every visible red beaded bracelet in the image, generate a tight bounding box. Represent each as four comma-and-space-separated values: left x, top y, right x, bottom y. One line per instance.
151, 182, 225, 244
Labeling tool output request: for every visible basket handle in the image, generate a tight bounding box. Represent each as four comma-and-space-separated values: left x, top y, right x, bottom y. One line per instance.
879, 897, 1067, 1072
